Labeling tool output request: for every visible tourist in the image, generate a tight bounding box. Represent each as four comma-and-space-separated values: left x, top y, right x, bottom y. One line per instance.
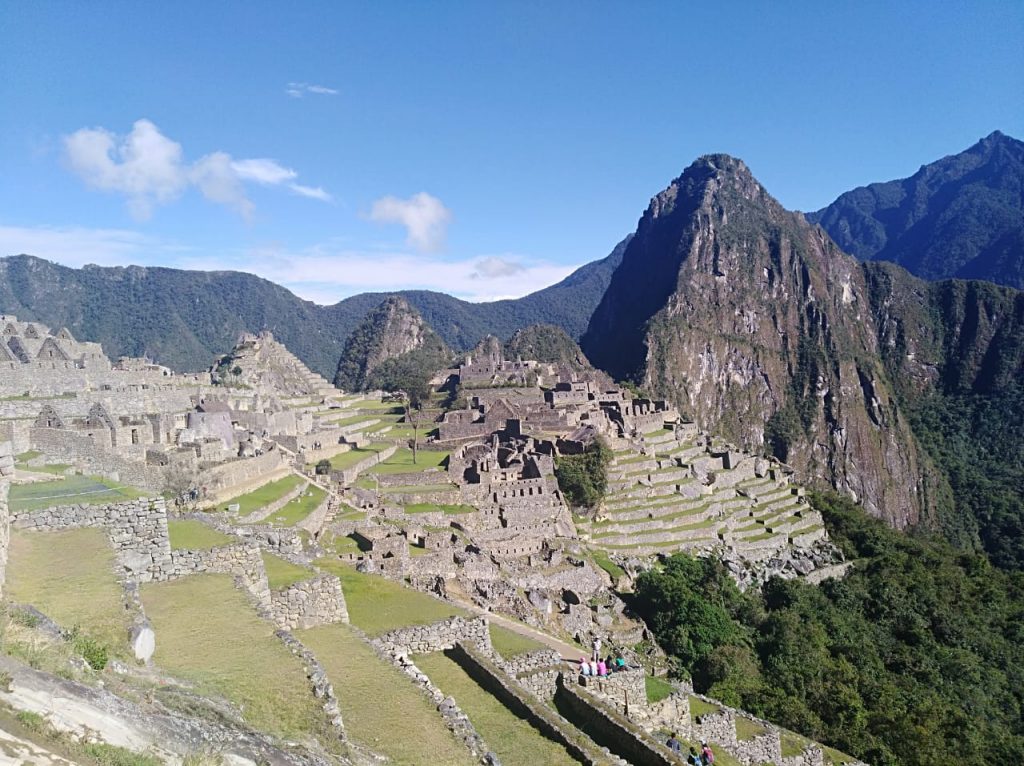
688, 746, 703, 765
579, 658, 590, 676
615, 655, 627, 671
701, 740, 715, 764
597, 659, 607, 676
589, 660, 598, 676
592, 635, 602, 661
666, 732, 682, 753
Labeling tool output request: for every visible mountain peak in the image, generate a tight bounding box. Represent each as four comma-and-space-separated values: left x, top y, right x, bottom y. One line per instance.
810, 130, 1024, 286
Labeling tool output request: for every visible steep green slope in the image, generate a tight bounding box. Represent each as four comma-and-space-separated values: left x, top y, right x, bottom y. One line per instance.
809, 131, 1024, 288
634, 492, 1024, 766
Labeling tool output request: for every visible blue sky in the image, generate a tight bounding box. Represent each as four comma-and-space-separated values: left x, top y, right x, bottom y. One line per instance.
1, 1, 1021, 304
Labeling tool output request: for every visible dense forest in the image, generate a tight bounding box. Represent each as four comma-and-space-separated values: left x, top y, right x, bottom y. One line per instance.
632, 492, 1024, 765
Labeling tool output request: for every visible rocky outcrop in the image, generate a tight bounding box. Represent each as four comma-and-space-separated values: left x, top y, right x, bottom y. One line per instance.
583, 155, 927, 527
333, 296, 451, 391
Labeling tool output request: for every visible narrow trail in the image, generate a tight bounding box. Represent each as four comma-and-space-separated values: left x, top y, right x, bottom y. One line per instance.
444, 583, 583, 660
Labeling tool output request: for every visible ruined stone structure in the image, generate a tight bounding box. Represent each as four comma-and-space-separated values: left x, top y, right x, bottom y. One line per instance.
0, 441, 12, 597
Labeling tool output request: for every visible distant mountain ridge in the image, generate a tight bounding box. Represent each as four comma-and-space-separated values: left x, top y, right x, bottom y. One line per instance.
809, 130, 1024, 288
0, 237, 629, 378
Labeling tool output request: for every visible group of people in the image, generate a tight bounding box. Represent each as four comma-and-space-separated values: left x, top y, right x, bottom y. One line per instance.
577, 654, 628, 677
666, 734, 714, 765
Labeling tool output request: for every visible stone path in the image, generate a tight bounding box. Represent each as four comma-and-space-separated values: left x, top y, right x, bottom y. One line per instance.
446, 588, 582, 660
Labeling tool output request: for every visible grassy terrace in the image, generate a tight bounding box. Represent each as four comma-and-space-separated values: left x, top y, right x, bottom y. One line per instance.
314, 559, 466, 635
404, 502, 476, 514
262, 552, 314, 590
167, 519, 234, 550
300, 624, 475, 766
417, 652, 581, 766
590, 548, 626, 580
365, 447, 450, 474
320, 412, 379, 427
645, 675, 675, 703
489, 624, 545, 657
8, 475, 148, 513
324, 444, 390, 470
263, 484, 326, 526
219, 474, 302, 516
6, 528, 131, 653
142, 574, 321, 740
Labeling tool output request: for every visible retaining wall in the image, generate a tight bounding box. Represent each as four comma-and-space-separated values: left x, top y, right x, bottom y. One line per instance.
268, 574, 348, 630
554, 678, 686, 766
449, 643, 616, 765
0, 441, 12, 596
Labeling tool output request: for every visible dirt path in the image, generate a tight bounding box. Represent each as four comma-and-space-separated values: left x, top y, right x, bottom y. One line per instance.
444, 584, 583, 660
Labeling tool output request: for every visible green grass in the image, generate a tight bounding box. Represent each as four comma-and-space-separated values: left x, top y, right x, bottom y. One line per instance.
167, 519, 234, 550
326, 444, 390, 470
689, 695, 722, 719
366, 448, 450, 474
590, 548, 626, 581
14, 450, 41, 463
324, 532, 366, 555
404, 502, 476, 514
314, 559, 466, 635
645, 675, 674, 703
141, 575, 321, 739
264, 484, 326, 526
300, 624, 475, 766
489, 624, 546, 658
16, 463, 74, 476
6, 528, 131, 654
221, 474, 302, 516
261, 552, 314, 589
321, 412, 378, 427
735, 716, 767, 740
416, 652, 581, 765
780, 729, 809, 757
381, 483, 457, 493
823, 744, 859, 765
8, 476, 147, 513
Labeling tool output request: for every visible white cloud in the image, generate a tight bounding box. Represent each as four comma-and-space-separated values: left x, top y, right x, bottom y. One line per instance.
288, 183, 333, 202
63, 119, 330, 219
286, 82, 339, 98
231, 158, 297, 185
470, 256, 527, 279
0, 224, 579, 305
181, 247, 578, 304
191, 153, 254, 220
0, 224, 170, 268
64, 119, 188, 220
369, 192, 451, 252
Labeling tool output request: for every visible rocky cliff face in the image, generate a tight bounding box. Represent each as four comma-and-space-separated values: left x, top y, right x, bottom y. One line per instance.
334, 296, 449, 390
584, 156, 928, 527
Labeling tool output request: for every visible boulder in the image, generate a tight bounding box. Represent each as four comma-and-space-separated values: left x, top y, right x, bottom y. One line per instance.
130, 622, 156, 662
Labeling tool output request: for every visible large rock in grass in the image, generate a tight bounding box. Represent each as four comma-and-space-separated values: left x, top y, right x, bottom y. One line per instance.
130, 621, 155, 663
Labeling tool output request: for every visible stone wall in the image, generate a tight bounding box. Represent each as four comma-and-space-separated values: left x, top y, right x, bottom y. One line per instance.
332, 444, 397, 485
12, 498, 172, 582
268, 574, 348, 630
372, 615, 493, 656
28, 427, 166, 492
449, 644, 619, 765
274, 630, 346, 739
0, 441, 12, 596
165, 543, 269, 600
579, 669, 647, 717
554, 678, 686, 766
200, 449, 289, 500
